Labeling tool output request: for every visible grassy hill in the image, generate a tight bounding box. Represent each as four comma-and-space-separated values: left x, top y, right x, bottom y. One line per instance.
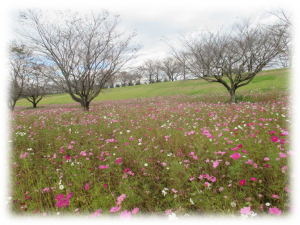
16, 68, 290, 107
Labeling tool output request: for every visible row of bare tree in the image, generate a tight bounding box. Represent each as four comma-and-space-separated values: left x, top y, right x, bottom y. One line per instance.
8, 9, 291, 110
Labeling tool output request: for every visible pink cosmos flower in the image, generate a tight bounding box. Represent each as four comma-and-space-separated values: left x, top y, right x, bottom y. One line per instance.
245, 159, 253, 164
161, 162, 167, 167
269, 207, 282, 215
250, 177, 257, 181
210, 176, 217, 182
80, 151, 86, 157
42, 188, 50, 193
272, 194, 279, 199
85, 183, 89, 191
279, 152, 286, 158
171, 188, 178, 193
120, 210, 132, 220
91, 209, 102, 217
110, 206, 121, 213
165, 209, 172, 215
132, 207, 139, 214
103, 184, 108, 188
282, 166, 287, 173
239, 180, 246, 186
240, 207, 253, 215
213, 160, 219, 168
230, 152, 241, 160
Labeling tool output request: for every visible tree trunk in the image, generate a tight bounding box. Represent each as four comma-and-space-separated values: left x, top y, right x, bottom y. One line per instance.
11, 100, 17, 111
83, 101, 90, 111
33, 102, 37, 108
230, 89, 236, 103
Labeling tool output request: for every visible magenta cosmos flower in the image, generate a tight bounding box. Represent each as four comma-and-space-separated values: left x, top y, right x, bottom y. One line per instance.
115, 157, 122, 164
271, 136, 279, 142
239, 180, 246, 186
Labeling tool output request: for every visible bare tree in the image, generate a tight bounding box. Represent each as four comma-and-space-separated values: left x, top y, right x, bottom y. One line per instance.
118, 71, 130, 86
160, 57, 182, 81
8, 42, 31, 110
16, 9, 140, 111
106, 75, 118, 88
139, 59, 163, 83
22, 66, 50, 108
169, 18, 289, 103
138, 59, 156, 84
266, 9, 293, 68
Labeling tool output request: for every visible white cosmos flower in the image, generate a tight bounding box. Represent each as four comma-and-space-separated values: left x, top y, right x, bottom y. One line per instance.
162, 190, 167, 196
265, 203, 271, 206
190, 198, 194, 205
59, 185, 64, 190
168, 213, 178, 220
144, 163, 148, 167
240, 214, 248, 220
230, 202, 236, 207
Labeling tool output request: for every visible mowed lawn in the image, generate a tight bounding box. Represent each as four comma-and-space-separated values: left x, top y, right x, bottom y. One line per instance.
16, 68, 290, 107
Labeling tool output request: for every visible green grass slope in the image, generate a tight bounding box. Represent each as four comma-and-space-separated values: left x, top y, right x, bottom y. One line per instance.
16, 68, 290, 107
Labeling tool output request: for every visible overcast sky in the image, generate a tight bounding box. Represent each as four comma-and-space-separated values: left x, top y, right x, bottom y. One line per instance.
3, 0, 296, 65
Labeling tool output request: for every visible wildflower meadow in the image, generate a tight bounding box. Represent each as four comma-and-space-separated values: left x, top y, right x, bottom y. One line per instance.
8, 88, 293, 219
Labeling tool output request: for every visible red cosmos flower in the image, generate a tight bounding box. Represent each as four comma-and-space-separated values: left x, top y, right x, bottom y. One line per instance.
265, 164, 271, 168
239, 180, 246, 186
271, 136, 279, 142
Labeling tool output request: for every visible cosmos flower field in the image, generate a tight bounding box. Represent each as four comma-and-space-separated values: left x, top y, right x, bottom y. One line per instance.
9, 89, 292, 219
